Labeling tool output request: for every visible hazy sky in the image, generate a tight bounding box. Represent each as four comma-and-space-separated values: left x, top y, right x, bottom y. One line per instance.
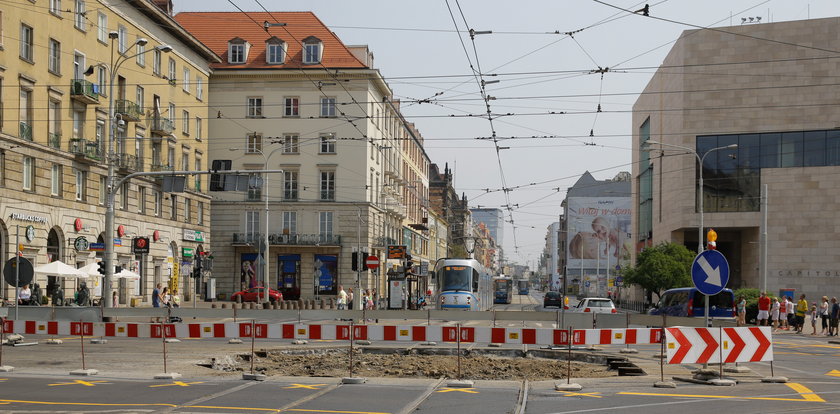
174, 1, 840, 267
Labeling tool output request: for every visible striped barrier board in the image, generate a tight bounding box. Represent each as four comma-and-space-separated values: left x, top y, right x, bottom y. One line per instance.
665, 326, 773, 364
1, 320, 663, 347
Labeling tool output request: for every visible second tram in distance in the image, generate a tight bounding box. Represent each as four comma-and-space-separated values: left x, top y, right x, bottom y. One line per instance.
432, 258, 492, 310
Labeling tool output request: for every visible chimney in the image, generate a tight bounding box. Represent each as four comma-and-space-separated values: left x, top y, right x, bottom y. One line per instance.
152, 0, 173, 15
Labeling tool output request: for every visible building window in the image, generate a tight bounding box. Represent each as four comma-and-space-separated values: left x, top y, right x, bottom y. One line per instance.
168, 58, 176, 84
97, 66, 107, 96
266, 39, 286, 64
195, 117, 202, 141
119, 183, 128, 210
282, 134, 299, 153
170, 194, 177, 220
153, 49, 161, 75
136, 86, 144, 109
319, 212, 333, 237
247, 173, 262, 201
282, 211, 297, 234
182, 110, 190, 135
245, 210, 260, 237
229, 41, 245, 64
320, 97, 336, 117
22, 157, 34, 191
154, 190, 161, 216
0, 151, 5, 187
283, 171, 298, 200
246, 97, 263, 118
74, 0, 86, 31
194, 154, 202, 191
97, 12, 107, 42
48, 100, 61, 145
99, 175, 106, 205
196, 77, 203, 100
118, 25, 127, 53
284, 97, 299, 117
168, 103, 176, 128
184, 198, 191, 222
197, 201, 204, 225
246, 133, 262, 153
136, 39, 146, 66
138, 186, 146, 213
319, 133, 336, 154
51, 164, 62, 196
182, 68, 190, 92
303, 38, 321, 64
72, 106, 85, 139
20, 24, 33, 61
319, 171, 335, 201
48, 39, 61, 74
50, 0, 62, 16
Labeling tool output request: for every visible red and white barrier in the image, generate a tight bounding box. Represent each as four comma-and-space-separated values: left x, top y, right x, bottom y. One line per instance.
665, 326, 772, 364
2, 319, 667, 347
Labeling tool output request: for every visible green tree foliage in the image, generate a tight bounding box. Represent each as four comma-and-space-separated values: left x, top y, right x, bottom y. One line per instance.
621, 242, 694, 300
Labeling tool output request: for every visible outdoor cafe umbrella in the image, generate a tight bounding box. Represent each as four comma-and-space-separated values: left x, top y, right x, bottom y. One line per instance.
34, 260, 88, 278
77, 262, 102, 277
113, 268, 140, 280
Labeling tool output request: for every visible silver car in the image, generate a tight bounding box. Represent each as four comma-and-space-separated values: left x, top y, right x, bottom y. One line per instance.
571, 297, 617, 314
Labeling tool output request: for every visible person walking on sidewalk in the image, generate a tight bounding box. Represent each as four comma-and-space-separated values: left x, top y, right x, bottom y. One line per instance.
337, 285, 347, 310
820, 296, 830, 335
830, 297, 839, 337
785, 296, 795, 330
795, 294, 808, 334
810, 303, 818, 335
770, 297, 781, 331
757, 292, 771, 326
737, 296, 747, 326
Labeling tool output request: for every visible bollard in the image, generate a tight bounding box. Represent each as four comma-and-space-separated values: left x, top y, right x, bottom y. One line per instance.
221, 303, 227, 309
236, 295, 242, 304
0, 318, 12, 372
298, 299, 304, 310
320, 299, 326, 309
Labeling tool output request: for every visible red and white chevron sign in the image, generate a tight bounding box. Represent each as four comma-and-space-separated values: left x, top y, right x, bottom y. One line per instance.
665, 326, 772, 364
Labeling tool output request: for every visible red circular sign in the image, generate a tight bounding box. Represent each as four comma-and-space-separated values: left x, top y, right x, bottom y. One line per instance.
153, 230, 160, 242
74, 218, 83, 232
365, 256, 380, 269
117, 225, 125, 238
135, 238, 147, 249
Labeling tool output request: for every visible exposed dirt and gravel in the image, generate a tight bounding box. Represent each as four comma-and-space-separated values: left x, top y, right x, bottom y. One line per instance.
214, 348, 614, 381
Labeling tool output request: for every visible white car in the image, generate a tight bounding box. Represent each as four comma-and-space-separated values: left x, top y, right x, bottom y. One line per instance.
571, 297, 617, 314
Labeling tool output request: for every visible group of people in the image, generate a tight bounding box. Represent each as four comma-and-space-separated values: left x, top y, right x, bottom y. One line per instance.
151, 283, 181, 308
336, 285, 378, 310
746, 292, 839, 335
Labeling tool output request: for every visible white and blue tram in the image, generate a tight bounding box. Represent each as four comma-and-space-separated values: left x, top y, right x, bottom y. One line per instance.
432, 258, 492, 310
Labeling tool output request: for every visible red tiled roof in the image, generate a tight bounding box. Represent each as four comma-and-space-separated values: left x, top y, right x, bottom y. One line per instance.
174, 11, 368, 70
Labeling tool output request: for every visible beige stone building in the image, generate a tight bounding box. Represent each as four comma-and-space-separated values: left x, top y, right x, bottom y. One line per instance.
0, 0, 219, 304
632, 17, 840, 301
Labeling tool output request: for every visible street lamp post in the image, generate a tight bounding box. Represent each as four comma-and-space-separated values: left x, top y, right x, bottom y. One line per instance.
100, 32, 172, 308
229, 147, 283, 304
642, 140, 738, 329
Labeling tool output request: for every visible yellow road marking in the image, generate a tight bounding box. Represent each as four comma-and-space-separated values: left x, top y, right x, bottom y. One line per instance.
149, 381, 205, 388
285, 383, 327, 390
436, 387, 479, 394
0, 399, 176, 408
0, 399, 390, 413
188, 406, 390, 413
619, 383, 824, 403
827, 370, 840, 378
48, 380, 110, 387
557, 391, 602, 398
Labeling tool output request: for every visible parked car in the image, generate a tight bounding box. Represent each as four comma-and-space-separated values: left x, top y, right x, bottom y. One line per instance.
231, 286, 283, 303
543, 291, 565, 308
571, 297, 617, 313
647, 287, 735, 319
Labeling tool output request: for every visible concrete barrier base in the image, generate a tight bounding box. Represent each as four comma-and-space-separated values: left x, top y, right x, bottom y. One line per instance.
420, 342, 437, 346
70, 369, 98, 376
341, 377, 366, 384
228, 338, 243, 344
761, 376, 789, 383
709, 378, 736, 386
355, 340, 371, 346
0, 365, 14, 372
654, 381, 676, 388
90, 338, 107, 344
45, 339, 63, 345
164, 338, 181, 343
555, 382, 583, 391
153, 372, 182, 379
242, 372, 266, 381
447, 379, 475, 388
292, 340, 308, 345
619, 348, 639, 354
724, 365, 751, 373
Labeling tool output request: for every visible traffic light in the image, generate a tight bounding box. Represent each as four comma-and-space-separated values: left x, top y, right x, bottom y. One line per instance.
361, 251, 369, 270
351, 252, 359, 271
97, 261, 106, 275
706, 228, 718, 250
405, 254, 414, 272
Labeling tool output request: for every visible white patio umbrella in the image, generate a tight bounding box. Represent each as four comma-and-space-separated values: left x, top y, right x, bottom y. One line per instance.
78, 262, 102, 277
114, 268, 141, 280
34, 261, 88, 278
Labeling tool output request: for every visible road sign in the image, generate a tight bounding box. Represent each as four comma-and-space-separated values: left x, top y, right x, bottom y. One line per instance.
365, 256, 380, 269
387, 245, 406, 259
665, 326, 772, 364
584, 281, 591, 288
691, 250, 730, 296
3, 257, 34, 287
614, 276, 623, 284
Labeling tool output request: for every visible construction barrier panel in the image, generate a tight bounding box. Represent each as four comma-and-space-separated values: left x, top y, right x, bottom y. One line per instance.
665, 326, 773, 364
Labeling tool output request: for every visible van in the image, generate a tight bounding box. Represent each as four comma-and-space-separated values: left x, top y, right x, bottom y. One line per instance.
647, 287, 736, 319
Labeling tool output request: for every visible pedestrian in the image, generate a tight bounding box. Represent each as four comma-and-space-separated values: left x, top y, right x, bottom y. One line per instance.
810, 303, 818, 335
365, 290, 374, 310
112, 291, 119, 308
336, 285, 347, 310
347, 288, 354, 310
830, 297, 839, 337
18, 284, 32, 305
152, 283, 162, 308
736, 296, 747, 326
770, 297, 780, 331
172, 289, 181, 308
820, 296, 830, 335
795, 294, 808, 334
785, 296, 795, 330
161, 287, 171, 308
372, 288, 379, 310
757, 292, 770, 326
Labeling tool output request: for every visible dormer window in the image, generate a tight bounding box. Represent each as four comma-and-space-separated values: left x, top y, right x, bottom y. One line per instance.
302, 36, 322, 64
228, 37, 249, 64
266, 36, 287, 65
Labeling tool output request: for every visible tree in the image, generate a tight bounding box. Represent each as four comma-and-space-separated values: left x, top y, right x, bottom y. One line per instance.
621, 242, 694, 300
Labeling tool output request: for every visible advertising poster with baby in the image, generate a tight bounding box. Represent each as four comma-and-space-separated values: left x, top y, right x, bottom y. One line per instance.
566, 197, 632, 271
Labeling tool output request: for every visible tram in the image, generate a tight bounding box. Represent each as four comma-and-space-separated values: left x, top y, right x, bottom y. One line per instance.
493, 276, 513, 304
432, 258, 492, 310
517, 279, 530, 295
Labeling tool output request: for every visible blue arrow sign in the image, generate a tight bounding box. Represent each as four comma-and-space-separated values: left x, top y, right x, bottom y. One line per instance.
691, 250, 730, 296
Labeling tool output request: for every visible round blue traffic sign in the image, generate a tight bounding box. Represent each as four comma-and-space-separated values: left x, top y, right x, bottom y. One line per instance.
691, 250, 730, 295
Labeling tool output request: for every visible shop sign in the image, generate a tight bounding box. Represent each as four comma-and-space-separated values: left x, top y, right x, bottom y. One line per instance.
74, 236, 89, 252
183, 229, 204, 242
9, 212, 48, 224
182, 247, 194, 258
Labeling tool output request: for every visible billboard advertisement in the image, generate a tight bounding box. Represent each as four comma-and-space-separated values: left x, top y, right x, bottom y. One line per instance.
566, 197, 632, 271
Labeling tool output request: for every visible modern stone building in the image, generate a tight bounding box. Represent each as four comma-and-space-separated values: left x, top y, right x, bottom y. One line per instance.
631, 17, 840, 300
0, 0, 218, 305
470, 208, 504, 267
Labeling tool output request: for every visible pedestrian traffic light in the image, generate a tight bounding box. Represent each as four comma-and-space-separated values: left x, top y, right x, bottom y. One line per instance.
351, 251, 359, 271
97, 261, 106, 275
706, 228, 718, 250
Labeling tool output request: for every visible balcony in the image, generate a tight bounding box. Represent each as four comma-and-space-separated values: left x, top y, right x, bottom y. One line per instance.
69, 138, 102, 162
233, 233, 341, 246
150, 163, 173, 172
149, 116, 175, 136
19, 122, 33, 141
70, 79, 99, 104
117, 153, 141, 172
48, 132, 62, 149
115, 99, 143, 122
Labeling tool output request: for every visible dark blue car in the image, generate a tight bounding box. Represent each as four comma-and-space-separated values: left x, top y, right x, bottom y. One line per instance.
648, 287, 736, 319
